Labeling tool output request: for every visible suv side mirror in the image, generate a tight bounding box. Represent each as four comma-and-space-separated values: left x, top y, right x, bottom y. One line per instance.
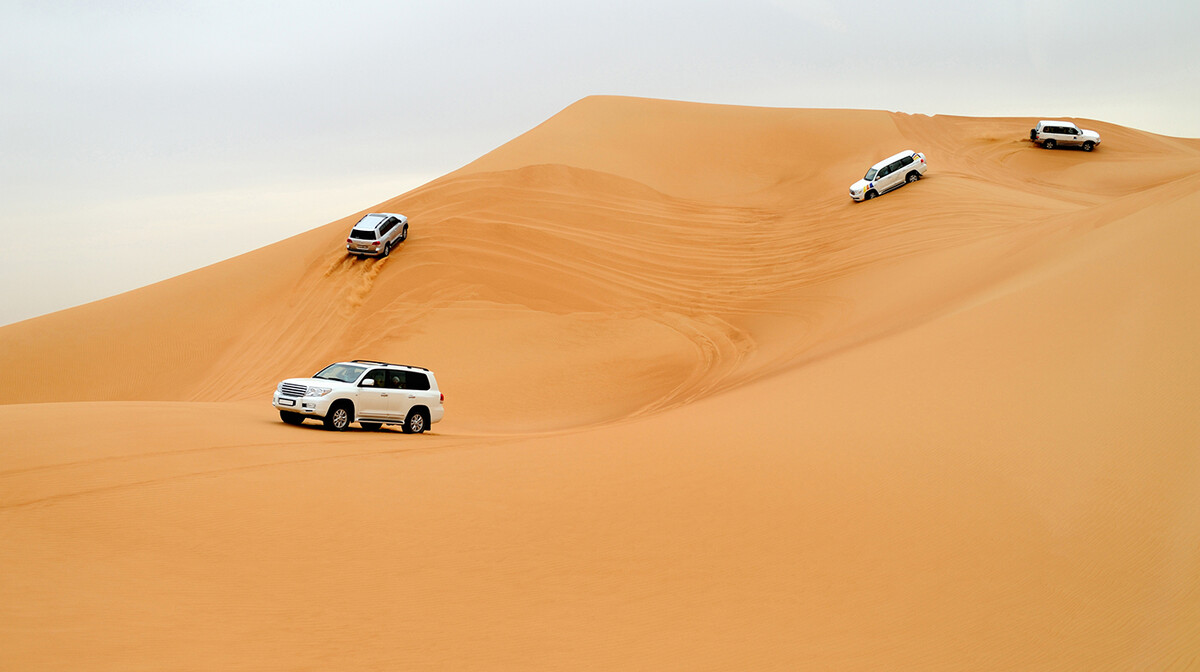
361, 379, 375, 387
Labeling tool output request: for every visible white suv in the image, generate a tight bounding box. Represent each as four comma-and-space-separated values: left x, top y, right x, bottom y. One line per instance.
273, 360, 444, 433
1030, 120, 1100, 151
346, 213, 409, 258
849, 150, 927, 202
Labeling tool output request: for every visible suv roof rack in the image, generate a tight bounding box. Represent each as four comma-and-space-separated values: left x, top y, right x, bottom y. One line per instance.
350, 359, 430, 372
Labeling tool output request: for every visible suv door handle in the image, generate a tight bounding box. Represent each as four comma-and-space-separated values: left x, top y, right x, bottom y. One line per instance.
408, 394, 417, 398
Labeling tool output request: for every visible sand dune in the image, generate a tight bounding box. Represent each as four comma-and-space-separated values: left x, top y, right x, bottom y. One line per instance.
2, 96, 1199, 669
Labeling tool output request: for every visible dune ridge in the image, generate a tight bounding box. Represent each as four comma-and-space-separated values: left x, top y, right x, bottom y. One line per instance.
2, 96, 1199, 670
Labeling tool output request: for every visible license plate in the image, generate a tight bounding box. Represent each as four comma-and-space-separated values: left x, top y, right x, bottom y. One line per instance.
279, 398, 295, 406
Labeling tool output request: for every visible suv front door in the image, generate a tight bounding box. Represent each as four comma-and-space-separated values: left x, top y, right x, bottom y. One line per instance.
357, 368, 394, 420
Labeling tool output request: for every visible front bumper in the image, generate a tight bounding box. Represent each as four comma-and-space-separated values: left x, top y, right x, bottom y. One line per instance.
273, 393, 334, 417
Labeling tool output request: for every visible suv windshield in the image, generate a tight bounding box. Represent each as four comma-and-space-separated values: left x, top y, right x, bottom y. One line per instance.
313, 363, 366, 383
864, 168, 878, 180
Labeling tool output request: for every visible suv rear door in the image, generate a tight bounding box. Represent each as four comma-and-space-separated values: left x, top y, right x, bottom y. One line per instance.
348, 228, 377, 253
394, 370, 436, 421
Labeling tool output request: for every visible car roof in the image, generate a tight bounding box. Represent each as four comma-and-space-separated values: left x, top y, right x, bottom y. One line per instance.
343, 359, 430, 372
1038, 120, 1076, 127
871, 150, 918, 170
351, 213, 405, 230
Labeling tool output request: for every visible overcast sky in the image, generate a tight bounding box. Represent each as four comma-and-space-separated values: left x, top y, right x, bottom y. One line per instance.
2, 0, 1198, 326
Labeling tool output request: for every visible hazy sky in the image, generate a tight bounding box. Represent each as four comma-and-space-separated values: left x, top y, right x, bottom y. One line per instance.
2, 0, 1198, 325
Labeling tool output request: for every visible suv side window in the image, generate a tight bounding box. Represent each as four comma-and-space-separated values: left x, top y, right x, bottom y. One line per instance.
403, 372, 431, 391
361, 368, 387, 387
379, 219, 394, 237
900, 156, 914, 167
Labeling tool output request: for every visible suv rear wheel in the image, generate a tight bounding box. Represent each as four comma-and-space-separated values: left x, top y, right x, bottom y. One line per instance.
906, 171, 920, 184
403, 409, 427, 434
1043, 139, 1056, 149
324, 402, 352, 431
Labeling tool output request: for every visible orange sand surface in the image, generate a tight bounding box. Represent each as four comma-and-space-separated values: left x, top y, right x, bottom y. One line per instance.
2, 96, 1199, 670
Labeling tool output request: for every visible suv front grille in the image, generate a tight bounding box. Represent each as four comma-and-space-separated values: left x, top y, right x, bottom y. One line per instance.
280, 382, 308, 397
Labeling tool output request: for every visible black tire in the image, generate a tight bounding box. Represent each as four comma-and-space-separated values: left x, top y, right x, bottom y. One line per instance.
280, 410, 305, 425
864, 190, 877, 200
360, 422, 382, 431
402, 409, 427, 434
323, 402, 352, 431
399, 225, 408, 242
381, 241, 392, 257
906, 171, 920, 184
1082, 141, 1094, 152
1043, 139, 1056, 150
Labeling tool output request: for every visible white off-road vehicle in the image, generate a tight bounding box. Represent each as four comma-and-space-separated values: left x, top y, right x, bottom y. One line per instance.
1030, 120, 1100, 151
273, 360, 444, 433
849, 150, 927, 202
346, 213, 409, 258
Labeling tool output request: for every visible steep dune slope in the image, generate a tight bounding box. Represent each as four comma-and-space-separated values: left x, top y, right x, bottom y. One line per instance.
3, 96, 1197, 433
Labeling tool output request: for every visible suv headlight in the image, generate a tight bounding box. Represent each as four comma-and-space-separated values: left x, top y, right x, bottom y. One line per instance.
308, 386, 333, 397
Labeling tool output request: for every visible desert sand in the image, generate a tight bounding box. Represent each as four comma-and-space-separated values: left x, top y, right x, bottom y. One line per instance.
2, 96, 1199, 670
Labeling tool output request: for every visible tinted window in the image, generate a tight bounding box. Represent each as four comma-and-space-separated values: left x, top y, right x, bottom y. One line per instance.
901, 156, 914, 166
889, 160, 904, 172
349, 229, 376, 240
379, 220, 394, 236
385, 371, 404, 389
403, 372, 431, 391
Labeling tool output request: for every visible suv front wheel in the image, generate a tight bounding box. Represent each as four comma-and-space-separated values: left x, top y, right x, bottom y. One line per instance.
280, 410, 305, 425
324, 402, 352, 431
